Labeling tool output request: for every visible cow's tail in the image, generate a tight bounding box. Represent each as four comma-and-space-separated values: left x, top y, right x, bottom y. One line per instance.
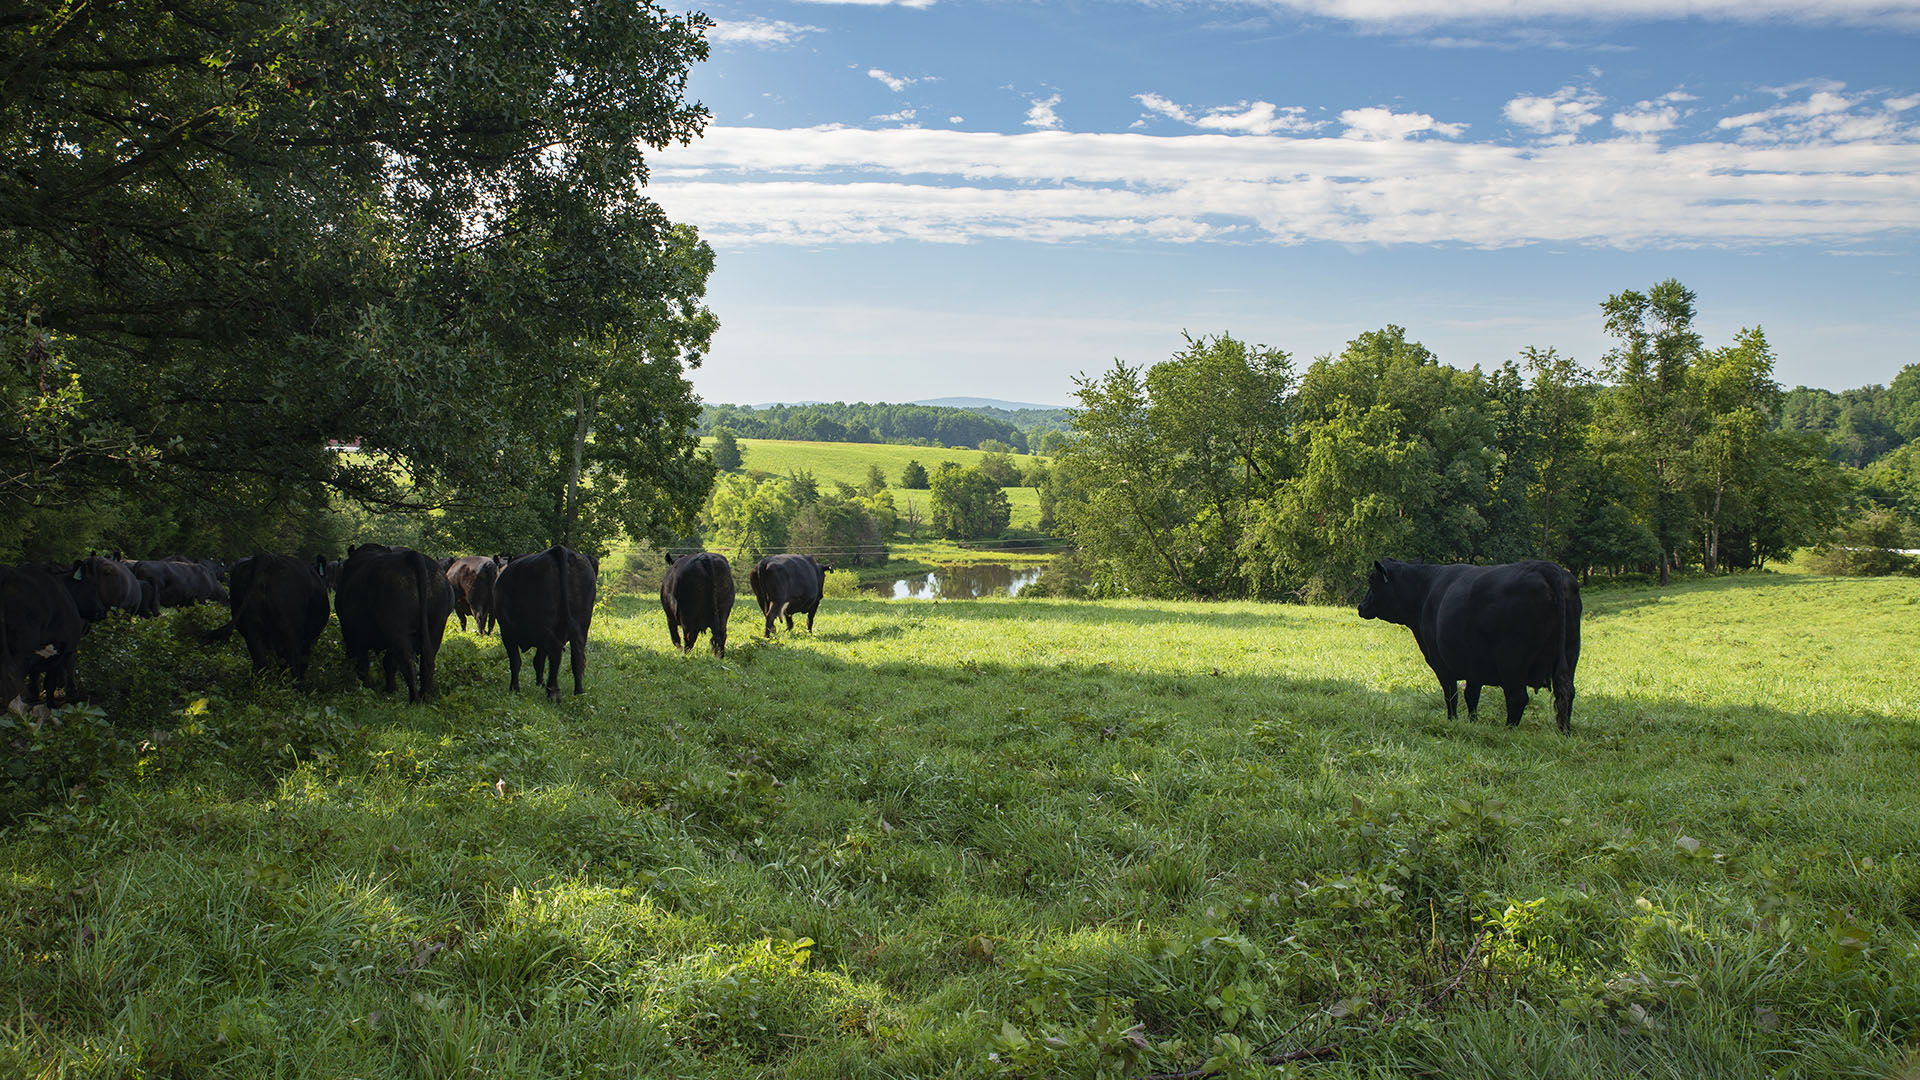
1548, 566, 1580, 735
709, 557, 729, 635
415, 552, 435, 653
552, 545, 576, 641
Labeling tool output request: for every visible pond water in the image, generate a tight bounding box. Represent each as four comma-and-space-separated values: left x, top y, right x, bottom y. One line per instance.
862, 563, 1043, 599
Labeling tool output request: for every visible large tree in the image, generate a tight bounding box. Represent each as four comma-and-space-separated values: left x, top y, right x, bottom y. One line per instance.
2, 0, 714, 555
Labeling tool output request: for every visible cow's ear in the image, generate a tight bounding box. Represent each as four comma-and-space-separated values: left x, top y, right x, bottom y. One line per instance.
72, 566, 84, 581
1372, 560, 1387, 577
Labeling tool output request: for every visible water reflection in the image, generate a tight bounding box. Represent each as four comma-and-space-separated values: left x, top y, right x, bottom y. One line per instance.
863, 563, 1043, 599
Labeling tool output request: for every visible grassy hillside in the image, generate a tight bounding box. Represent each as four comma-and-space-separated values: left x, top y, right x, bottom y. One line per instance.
712, 437, 1047, 533
4, 574, 1918, 1077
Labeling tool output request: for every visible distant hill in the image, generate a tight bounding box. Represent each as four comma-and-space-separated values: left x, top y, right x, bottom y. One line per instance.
913, 396, 1067, 411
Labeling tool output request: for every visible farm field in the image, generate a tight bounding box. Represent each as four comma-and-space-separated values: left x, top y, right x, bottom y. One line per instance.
3, 573, 1919, 1077
707, 437, 1048, 533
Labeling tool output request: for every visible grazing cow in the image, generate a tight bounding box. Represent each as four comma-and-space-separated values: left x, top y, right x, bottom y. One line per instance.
220, 555, 331, 681
0, 565, 85, 706
443, 556, 497, 633
128, 558, 229, 612
62, 555, 141, 623
1357, 559, 1581, 733
660, 552, 735, 658
333, 544, 454, 703
494, 545, 597, 699
748, 554, 832, 638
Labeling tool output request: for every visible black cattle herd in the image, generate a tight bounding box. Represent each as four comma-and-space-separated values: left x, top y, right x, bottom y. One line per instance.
2, 547, 1582, 731
0, 547, 838, 708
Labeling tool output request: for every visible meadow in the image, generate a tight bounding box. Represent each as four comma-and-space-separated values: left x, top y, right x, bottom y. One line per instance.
712, 437, 1048, 534
3, 571, 1918, 1078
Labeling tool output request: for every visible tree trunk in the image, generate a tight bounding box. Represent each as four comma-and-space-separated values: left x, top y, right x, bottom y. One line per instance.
563, 388, 597, 546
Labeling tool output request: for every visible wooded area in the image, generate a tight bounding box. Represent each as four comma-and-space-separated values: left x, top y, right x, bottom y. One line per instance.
1046, 298, 1915, 601
3, 0, 718, 562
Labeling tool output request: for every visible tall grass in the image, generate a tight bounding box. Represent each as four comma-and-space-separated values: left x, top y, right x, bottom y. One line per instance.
2, 572, 1917, 1077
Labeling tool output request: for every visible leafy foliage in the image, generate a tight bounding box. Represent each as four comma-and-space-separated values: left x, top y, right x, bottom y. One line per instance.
3, 0, 716, 558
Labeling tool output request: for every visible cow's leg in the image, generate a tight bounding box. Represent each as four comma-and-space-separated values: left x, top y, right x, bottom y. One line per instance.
684, 627, 701, 653
1464, 682, 1482, 720
763, 607, 777, 638
457, 611, 468, 633
419, 648, 437, 702
353, 651, 372, 690
1502, 684, 1529, 727
804, 605, 815, 632
1440, 677, 1458, 719
711, 625, 726, 659
569, 632, 587, 696
507, 643, 523, 692
667, 617, 682, 649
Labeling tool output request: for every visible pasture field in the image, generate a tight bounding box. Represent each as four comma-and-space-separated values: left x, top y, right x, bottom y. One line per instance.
4, 573, 1919, 1077
707, 437, 1048, 533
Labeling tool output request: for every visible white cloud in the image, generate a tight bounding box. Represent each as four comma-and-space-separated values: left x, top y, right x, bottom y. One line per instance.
1339, 106, 1467, 140
1025, 94, 1064, 130
1136, 93, 1320, 135
793, 0, 936, 7
873, 108, 919, 124
1716, 85, 1918, 143
1237, 0, 1920, 28
1612, 95, 1687, 135
948, 116, 966, 125
869, 68, 934, 93
648, 125, 1920, 251
708, 18, 821, 47
1505, 86, 1606, 138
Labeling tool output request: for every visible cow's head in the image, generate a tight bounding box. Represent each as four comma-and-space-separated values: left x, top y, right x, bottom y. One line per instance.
1357, 560, 1403, 622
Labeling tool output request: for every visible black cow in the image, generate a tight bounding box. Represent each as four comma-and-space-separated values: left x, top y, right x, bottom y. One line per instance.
748, 554, 832, 638
1358, 559, 1581, 733
334, 544, 454, 703
661, 552, 735, 658
62, 555, 141, 623
220, 555, 331, 680
128, 558, 229, 612
494, 545, 597, 699
0, 565, 85, 705
471, 556, 506, 635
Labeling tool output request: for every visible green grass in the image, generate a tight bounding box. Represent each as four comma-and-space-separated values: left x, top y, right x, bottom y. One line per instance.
4, 573, 1919, 1077
712, 437, 1049, 532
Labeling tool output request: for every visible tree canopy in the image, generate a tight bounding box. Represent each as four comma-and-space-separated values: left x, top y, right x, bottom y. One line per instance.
1050, 284, 1854, 600
4, 0, 716, 558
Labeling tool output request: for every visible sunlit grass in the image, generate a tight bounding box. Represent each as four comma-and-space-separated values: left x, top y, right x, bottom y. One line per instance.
3, 572, 1917, 1077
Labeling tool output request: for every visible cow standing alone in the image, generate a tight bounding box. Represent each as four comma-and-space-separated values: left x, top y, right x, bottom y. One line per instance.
748, 554, 831, 638
494, 546, 597, 699
1358, 559, 1581, 733
660, 552, 735, 658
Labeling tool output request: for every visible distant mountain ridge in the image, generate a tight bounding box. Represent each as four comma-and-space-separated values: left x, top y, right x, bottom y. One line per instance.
912, 396, 1067, 412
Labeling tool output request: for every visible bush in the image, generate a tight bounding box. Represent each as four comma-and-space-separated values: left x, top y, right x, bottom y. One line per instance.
1805, 509, 1920, 576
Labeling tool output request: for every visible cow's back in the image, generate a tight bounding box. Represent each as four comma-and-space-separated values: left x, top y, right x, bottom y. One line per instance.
1422, 561, 1573, 689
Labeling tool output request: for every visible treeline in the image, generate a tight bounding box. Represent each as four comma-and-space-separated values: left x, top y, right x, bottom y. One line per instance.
3, 3, 717, 565
1778, 380, 1920, 469
700, 402, 1036, 452
1044, 281, 1895, 602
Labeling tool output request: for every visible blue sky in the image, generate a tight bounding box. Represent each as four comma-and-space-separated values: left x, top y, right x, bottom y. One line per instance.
648, 0, 1920, 407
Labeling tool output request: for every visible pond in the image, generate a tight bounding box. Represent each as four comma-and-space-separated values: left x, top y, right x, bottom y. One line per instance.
862, 563, 1044, 599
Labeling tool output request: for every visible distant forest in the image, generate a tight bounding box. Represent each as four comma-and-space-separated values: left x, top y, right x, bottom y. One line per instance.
698, 402, 1071, 453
